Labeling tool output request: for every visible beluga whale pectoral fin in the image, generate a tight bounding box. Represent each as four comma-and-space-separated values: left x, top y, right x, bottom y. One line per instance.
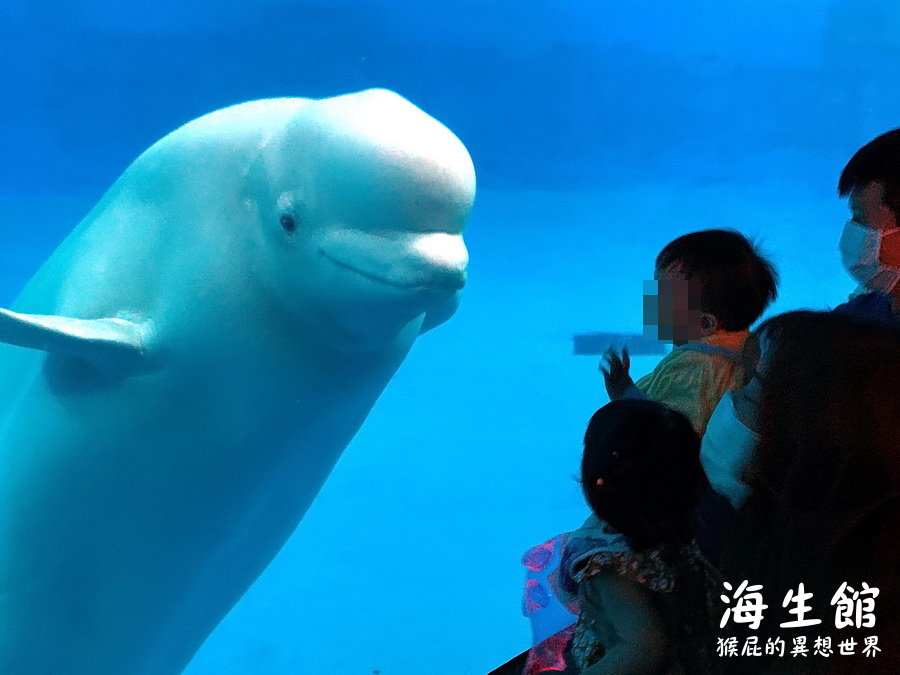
0, 308, 158, 376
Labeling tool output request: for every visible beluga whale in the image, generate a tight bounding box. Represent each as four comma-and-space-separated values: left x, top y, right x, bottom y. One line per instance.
0, 89, 475, 674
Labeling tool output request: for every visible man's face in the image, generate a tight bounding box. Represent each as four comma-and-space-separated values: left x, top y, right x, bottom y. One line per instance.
848, 182, 900, 268
643, 265, 703, 344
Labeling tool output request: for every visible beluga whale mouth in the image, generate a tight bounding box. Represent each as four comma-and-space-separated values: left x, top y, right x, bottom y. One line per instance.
317, 228, 469, 297
319, 249, 464, 292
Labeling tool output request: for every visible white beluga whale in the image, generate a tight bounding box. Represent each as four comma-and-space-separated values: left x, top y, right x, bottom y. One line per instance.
0, 89, 475, 674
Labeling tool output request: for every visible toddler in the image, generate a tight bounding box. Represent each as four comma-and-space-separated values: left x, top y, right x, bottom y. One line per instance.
602, 229, 778, 435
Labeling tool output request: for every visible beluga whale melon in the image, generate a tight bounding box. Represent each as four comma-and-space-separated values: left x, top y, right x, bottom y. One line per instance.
0, 88, 475, 674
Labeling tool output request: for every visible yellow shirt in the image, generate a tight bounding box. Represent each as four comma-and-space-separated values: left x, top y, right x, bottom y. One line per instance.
634, 330, 748, 436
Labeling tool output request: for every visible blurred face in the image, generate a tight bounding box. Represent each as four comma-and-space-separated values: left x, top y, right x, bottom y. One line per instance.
848, 182, 900, 268
643, 264, 707, 344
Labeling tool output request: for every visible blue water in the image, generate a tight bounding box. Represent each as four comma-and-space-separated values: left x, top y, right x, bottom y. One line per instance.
1, 1, 895, 672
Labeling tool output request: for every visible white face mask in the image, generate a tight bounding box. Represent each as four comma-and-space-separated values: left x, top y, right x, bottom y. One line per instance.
839, 220, 900, 293
699, 391, 758, 509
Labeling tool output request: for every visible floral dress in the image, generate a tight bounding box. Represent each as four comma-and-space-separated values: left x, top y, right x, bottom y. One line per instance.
522, 515, 721, 673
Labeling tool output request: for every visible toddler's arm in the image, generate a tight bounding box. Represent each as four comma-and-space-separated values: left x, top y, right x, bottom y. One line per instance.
580, 570, 669, 674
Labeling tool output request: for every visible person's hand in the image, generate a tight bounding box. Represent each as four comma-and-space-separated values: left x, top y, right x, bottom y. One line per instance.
600, 346, 634, 400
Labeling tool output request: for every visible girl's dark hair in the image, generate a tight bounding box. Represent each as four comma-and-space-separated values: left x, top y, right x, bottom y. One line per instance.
581, 399, 707, 551
656, 229, 778, 331
724, 311, 900, 673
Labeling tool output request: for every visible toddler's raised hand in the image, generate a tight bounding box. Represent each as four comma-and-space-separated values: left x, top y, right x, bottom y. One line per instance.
600, 346, 634, 400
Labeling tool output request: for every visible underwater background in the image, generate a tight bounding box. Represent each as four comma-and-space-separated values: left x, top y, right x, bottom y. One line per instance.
1, 1, 898, 672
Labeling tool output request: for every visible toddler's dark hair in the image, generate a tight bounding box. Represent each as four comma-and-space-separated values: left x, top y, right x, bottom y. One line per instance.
581, 399, 707, 551
656, 229, 778, 331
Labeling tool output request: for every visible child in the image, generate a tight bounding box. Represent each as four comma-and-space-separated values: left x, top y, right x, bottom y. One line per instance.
537, 400, 720, 673
601, 229, 778, 435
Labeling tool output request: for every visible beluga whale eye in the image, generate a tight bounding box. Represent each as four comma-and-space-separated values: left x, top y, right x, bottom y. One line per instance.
280, 214, 298, 234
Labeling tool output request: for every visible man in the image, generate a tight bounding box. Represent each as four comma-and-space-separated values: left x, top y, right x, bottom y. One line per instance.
696, 128, 900, 560
835, 128, 900, 323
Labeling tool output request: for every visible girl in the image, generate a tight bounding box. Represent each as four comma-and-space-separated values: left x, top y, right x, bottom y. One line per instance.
554, 399, 720, 673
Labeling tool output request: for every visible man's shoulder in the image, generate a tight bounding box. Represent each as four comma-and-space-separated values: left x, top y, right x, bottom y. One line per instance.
833, 291, 894, 321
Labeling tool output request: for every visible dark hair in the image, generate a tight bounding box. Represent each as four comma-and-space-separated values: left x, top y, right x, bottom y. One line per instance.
581, 399, 706, 552
724, 311, 900, 673
838, 128, 900, 215
655, 229, 778, 332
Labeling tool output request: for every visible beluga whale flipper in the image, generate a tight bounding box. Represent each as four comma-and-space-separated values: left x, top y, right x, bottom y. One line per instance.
0, 89, 475, 674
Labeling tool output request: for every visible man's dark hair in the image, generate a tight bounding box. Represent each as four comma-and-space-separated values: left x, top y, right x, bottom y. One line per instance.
655, 229, 778, 332
838, 127, 900, 214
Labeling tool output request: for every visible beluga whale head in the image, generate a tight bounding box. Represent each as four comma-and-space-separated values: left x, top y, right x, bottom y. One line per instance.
246, 88, 475, 353
0, 90, 474, 675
